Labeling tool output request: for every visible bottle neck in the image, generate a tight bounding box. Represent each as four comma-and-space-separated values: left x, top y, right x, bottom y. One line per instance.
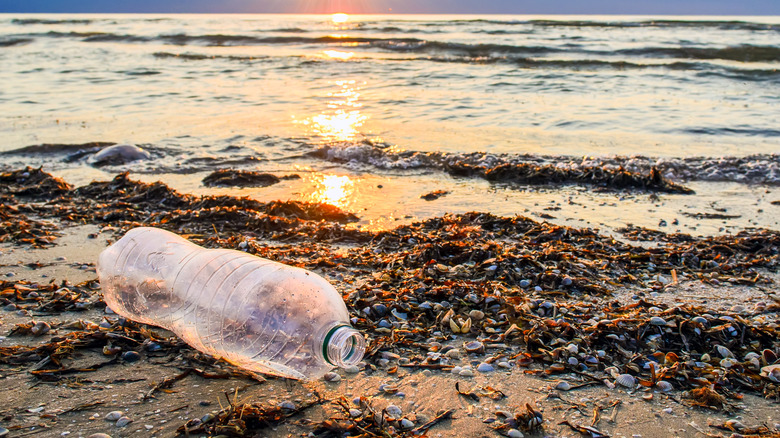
322, 324, 365, 368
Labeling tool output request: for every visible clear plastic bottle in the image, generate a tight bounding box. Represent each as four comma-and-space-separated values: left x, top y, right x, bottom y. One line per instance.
97, 227, 364, 380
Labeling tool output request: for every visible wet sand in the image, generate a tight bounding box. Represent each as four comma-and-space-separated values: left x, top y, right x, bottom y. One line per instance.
1, 168, 779, 438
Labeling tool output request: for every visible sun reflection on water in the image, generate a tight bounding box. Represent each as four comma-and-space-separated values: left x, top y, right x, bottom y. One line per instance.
295, 80, 367, 142
309, 173, 355, 208
323, 50, 354, 60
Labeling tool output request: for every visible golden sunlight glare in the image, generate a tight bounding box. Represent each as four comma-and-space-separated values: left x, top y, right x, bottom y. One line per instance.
311, 174, 354, 207
331, 13, 349, 23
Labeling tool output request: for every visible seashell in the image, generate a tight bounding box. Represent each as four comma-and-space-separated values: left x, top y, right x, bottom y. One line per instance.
116, 416, 133, 427
564, 343, 578, 354
477, 363, 494, 373
507, 429, 524, 438
715, 345, 734, 359
700, 353, 711, 362
655, 381, 673, 392
400, 418, 414, 429
642, 393, 653, 401
31, 321, 51, 336
323, 372, 341, 382
691, 316, 708, 325
762, 349, 778, 365
664, 352, 679, 365
379, 383, 399, 394
459, 368, 475, 377
761, 365, 780, 382
105, 411, 123, 421
385, 405, 402, 419
649, 316, 667, 326
720, 358, 738, 368
604, 366, 620, 379
567, 357, 579, 366
449, 317, 472, 334
548, 364, 566, 373
615, 374, 636, 388
468, 310, 485, 321
744, 352, 760, 361
554, 381, 572, 391
445, 348, 462, 359
349, 408, 362, 418
724, 420, 746, 431
464, 341, 484, 354
516, 353, 533, 367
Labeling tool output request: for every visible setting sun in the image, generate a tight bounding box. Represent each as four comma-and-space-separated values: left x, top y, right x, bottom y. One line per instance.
331, 13, 349, 23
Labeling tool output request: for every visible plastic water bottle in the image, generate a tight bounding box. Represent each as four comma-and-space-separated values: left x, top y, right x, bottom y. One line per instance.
97, 227, 365, 380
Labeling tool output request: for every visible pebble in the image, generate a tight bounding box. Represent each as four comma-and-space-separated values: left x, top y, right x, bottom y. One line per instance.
385, 405, 402, 419
105, 411, 123, 421
519, 279, 531, 288
323, 372, 341, 382
476, 363, 494, 373
115, 416, 133, 427
497, 361, 511, 369
278, 401, 296, 410
400, 418, 414, 429
121, 351, 141, 362
507, 428, 524, 438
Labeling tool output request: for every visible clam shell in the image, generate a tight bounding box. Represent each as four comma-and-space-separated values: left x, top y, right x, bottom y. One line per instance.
649, 316, 667, 326
554, 381, 572, 391
720, 358, 738, 368
615, 373, 636, 388
655, 380, 673, 392
468, 310, 485, 321
464, 340, 484, 354
761, 365, 780, 382
715, 345, 734, 359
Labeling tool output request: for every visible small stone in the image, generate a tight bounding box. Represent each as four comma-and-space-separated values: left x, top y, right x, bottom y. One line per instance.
121, 351, 141, 362
323, 372, 341, 382
561, 277, 573, 286
115, 416, 133, 427
278, 401, 296, 410
507, 428, 524, 438
519, 279, 531, 288
105, 411, 123, 421
144, 425, 153, 430
497, 361, 511, 369
400, 418, 414, 429
476, 363, 494, 373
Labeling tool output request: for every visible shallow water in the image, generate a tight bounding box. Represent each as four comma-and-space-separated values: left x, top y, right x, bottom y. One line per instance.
1, 13, 778, 234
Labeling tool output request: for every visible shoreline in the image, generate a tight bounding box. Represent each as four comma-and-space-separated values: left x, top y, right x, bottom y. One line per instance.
1, 167, 779, 437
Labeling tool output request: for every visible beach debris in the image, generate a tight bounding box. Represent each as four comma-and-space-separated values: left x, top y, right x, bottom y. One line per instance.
420, 190, 448, 201
104, 411, 123, 421
90, 144, 151, 166
559, 421, 611, 437
202, 169, 282, 188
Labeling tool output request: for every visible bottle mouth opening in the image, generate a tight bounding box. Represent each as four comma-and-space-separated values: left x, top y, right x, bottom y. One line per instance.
324, 325, 365, 368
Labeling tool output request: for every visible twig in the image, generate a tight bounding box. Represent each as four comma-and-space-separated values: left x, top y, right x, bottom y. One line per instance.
411, 409, 454, 435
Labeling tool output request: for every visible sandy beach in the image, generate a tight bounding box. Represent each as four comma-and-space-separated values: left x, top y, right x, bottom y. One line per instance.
1, 167, 779, 438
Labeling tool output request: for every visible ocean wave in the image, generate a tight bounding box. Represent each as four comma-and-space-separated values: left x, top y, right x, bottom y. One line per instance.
617, 45, 780, 63
152, 51, 269, 61
0, 37, 32, 47
11, 18, 95, 25
309, 143, 780, 186
443, 18, 780, 32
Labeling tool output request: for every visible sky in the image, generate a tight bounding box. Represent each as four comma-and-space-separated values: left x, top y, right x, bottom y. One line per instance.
1, 0, 779, 15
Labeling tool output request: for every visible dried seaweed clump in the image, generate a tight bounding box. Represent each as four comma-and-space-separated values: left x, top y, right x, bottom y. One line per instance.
0, 166, 72, 198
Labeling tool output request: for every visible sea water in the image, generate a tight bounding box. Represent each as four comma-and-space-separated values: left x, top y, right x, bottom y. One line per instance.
0, 14, 778, 233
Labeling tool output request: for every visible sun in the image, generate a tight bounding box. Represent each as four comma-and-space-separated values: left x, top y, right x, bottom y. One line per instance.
331, 13, 349, 23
